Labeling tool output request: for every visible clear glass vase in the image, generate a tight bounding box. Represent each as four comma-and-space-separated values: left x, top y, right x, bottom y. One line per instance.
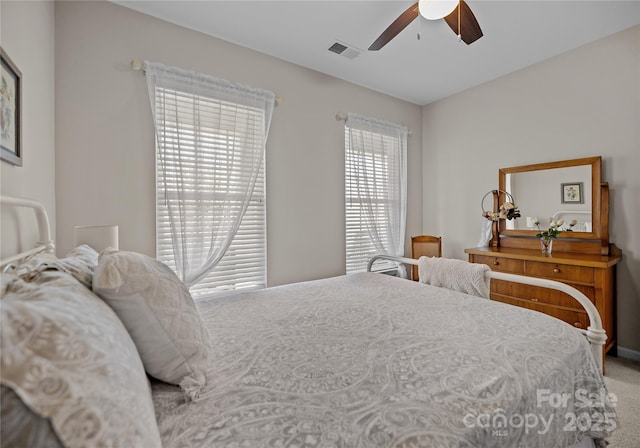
541, 238, 553, 255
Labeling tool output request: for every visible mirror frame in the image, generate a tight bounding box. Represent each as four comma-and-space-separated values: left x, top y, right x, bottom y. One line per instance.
498, 156, 602, 241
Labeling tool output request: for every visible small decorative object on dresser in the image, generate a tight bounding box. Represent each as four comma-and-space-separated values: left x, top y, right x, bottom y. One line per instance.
466, 156, 621, 369
480, 189, 521, 247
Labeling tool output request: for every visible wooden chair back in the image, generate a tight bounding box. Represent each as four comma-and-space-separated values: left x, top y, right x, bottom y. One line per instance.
411, 235, 442, 281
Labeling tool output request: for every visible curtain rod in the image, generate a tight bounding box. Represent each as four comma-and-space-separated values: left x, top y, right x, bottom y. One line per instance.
335, 112, 413, 136
131, 59, 283, 106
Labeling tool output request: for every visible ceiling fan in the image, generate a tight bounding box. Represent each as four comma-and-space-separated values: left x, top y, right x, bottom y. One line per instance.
369, 0, 483, 51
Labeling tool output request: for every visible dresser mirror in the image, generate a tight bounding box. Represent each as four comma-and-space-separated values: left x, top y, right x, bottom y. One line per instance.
498, 156, 602, 241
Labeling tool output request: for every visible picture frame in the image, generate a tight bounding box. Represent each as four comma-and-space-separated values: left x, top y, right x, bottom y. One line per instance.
1, 48, 22, 166
561, 182, 583, 204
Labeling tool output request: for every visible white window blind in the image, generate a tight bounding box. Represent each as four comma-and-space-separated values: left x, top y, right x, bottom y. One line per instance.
155, 128, 266, 298
345, 113, 407, 274
147, 63, 273, 299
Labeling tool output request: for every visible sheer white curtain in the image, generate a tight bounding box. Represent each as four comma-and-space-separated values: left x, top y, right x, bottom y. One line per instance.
346, 112, 408, 273
145, 61, 275, 286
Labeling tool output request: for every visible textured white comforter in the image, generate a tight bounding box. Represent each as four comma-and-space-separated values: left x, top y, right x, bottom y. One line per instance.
152, 273, 616, 447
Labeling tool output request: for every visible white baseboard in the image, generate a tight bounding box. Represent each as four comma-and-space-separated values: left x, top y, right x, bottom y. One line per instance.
615, 346, 640, 363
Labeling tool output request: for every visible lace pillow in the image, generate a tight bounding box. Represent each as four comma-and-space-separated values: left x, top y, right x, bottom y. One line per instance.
0, 271, 162, 447
10, 244, 99, 289
92, 250, 211, 400
54, 244, 100, 288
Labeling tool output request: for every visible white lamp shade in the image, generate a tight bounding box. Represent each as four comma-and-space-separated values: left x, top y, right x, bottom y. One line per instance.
419, 0, 458, 20
75, 225, 119, 252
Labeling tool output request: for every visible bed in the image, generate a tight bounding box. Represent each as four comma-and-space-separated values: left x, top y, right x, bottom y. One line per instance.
551, 210, 593, 233
0, 196, 617, 448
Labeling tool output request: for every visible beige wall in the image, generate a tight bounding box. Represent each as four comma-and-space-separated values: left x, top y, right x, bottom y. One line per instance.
0, 1, 55, 259
54, 0, 423, 286
422, 26, 640, 353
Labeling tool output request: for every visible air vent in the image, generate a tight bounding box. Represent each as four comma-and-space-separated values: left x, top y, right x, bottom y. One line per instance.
328, 42, 348, 54
328, 41, 362, 60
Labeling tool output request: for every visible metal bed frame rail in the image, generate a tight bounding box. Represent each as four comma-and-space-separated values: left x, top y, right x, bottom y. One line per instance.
367, 254, 606, 373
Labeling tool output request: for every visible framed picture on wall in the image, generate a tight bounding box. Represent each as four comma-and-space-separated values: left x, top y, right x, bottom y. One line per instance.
561, 182, 583, 204
1, 48, 22, 166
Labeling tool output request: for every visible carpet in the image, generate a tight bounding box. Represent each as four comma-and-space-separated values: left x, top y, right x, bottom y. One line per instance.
604, 355, 640, 447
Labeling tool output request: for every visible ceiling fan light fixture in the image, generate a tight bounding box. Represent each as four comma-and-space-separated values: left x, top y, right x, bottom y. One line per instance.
418, 0, 458, 20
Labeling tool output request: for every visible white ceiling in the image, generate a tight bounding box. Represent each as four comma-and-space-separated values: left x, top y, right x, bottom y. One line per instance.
113, 1, 640, 105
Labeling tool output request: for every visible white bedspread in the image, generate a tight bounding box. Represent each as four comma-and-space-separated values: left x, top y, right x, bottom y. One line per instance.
152, 273, 616, 448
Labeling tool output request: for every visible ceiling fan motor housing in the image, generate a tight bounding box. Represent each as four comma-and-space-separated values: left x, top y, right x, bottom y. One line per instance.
418, 0, 459, 20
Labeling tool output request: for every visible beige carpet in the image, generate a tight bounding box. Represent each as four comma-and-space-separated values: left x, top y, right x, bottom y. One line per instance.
604, 356, 640, 447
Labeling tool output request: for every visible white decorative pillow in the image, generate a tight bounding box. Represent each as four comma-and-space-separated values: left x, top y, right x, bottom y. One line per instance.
54, 244, 100, 288
0, 271, 162, 447
418, 256, 491, 299
11, 245, 99, 289
92, 250, 211, 400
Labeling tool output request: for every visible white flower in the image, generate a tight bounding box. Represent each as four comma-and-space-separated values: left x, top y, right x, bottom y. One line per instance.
557, 219, 564, 227
570, 219, 577, 226
550, 220, 557, 228
532, 217, 540, 226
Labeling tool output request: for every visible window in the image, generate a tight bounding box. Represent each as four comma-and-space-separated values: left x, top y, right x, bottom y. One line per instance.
345, 113, 408, 274
155, 111, 265, 297
146, 62, 274, 299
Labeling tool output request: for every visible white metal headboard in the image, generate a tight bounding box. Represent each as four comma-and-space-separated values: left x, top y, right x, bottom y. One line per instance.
0, 195, 55, 269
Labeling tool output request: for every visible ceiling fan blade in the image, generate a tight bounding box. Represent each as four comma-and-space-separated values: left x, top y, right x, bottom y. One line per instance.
369, 2, 419, 51
443, 0, 483, 45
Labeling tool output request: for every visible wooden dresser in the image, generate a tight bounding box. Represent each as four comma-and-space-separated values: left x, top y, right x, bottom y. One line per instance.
470, 157, 622, 368
465, 246, 621, 355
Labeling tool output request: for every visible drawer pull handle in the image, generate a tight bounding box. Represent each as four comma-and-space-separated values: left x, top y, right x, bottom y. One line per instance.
553, 268, 560, 273
531, 298, 539, 302
493, 261, 500, 266
573, 322, 583, 329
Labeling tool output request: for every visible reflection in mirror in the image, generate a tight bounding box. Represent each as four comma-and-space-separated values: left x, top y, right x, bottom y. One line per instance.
498, 156, 602, 241
505, 165, 592, 232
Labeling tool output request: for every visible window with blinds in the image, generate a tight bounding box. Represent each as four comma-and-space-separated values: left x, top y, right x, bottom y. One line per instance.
345, 127, 399, 274
155, 87, 266, 299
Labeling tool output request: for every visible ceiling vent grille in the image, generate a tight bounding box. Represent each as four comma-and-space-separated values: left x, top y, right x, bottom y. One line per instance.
328, 41, 362, 60
328, 42, 348, 54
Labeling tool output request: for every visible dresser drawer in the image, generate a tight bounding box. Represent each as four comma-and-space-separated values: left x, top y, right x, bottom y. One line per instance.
472, 255, 524, 274
492, 280, 595, 310
492, 295, 590, 329
525, 261, 594, 285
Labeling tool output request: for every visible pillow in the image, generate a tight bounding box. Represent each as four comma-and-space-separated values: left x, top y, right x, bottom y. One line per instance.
0, 271, 162, 447
418, 256, 491, 299
10, 244, 99, 289
92, 249, 211, 400
54, 244, 100, 288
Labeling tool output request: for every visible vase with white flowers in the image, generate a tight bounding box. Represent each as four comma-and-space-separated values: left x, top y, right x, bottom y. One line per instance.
533, 218, 577, 255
